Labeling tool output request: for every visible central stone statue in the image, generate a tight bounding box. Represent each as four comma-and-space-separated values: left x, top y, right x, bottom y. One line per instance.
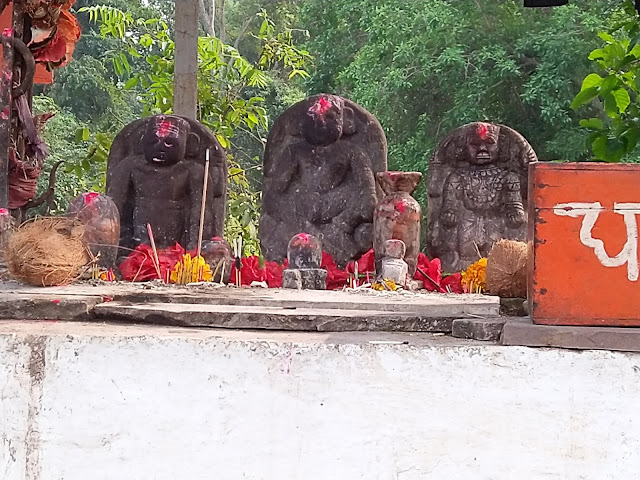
426, 122, 537, 272
106, 115, 227, 254
260, 94, 387, 266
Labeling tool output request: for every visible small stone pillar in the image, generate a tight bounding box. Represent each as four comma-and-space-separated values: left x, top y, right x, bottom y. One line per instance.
282, 233, 327, 290
379, 239, 409, 286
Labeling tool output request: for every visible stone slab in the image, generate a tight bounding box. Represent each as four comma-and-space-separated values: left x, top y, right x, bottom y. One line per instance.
93, 301, 457, 332
501, 317, 640, 352
451, 316, 508, 342
0, 280, 500, 332
0, 295, 101, 321
500, 297, 528, 317
0, 280, 500, 316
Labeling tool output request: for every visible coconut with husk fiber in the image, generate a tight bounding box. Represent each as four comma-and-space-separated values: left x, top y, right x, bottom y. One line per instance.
5, 217, 89, 286
485, 239, 528, 298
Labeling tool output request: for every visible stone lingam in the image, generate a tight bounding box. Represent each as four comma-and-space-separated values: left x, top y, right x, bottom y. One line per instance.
260, 94, 387, 267
378, 239, 409, 286
66, 192, 120, 269
201, 236, 233, 283
282, 233, 327, 290
373, 171, 422, 277
106, 114, 227, 256
426, 122, 537, 273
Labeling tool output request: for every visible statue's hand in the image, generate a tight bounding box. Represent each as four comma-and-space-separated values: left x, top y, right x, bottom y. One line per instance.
442, 210, 457, 228
506, 207, 526, 228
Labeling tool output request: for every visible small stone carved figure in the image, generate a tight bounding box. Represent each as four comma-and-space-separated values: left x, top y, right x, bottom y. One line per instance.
282, 233, 327, 290
106, 115, 227, 255
379, 239, 409, 286
426, 122, 537, 272
373, 171, 422, 277
66, 192, 120, 269
201, 236, 233, 283
260, 94, 387, 267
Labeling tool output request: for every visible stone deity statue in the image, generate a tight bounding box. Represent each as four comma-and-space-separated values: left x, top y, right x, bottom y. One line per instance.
426, 122, 537, 272
106, 115, 227, 254
260, 94, 387, 266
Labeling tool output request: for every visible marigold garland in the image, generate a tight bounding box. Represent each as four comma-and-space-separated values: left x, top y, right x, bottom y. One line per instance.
461, 258, 487, 294
170, 254, 212, 284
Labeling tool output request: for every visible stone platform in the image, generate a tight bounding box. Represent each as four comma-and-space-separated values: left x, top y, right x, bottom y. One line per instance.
0, 280, 500, 333
2, 320, 640, 480
502, 317, 640, 353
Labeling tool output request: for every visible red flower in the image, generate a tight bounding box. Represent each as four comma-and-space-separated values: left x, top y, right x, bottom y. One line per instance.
119, 243, 185, 282
346, 249, 375, 275
322, 252, 350, 290
414, 253, 444, 292
441, 272, 463, 294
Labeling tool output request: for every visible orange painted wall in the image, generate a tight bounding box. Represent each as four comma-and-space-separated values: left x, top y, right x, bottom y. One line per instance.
529, 162, 640, 326
0, 3, 53, 85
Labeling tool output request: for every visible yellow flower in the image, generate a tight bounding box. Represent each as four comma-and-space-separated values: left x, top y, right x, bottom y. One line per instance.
461, 258, 487, 294
371, 278, 399, 291
170, 254, 213, 284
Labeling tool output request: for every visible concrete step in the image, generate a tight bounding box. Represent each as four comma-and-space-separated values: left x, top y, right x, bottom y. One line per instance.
93, 301, 461, 332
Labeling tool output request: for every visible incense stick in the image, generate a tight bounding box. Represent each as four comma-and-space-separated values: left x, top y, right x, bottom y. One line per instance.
196, 149, 211, 261
146, 224, 162, 280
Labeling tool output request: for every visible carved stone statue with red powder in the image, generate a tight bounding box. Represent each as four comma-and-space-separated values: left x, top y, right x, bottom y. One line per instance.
260, 94, 387, 266
426, 122, 537, 272
106, 115, 227, 255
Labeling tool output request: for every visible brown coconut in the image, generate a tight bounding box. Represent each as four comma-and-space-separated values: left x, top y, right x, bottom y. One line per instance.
485, 239, 528, 298
5, 217, 89, 286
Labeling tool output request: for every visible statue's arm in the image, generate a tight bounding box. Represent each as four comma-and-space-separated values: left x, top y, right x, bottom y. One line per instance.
188, 162, 206, 249
264, 145, 298, 194
324, 152, 376, 226
207, 162, 226, 237
441, 171, 462, 228
503, 172, 526, 228
106, 157, 134, 219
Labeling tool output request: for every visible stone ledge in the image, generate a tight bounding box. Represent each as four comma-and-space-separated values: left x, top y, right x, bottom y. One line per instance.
452, 316, 508, 341
501, 317, 640, 352
0, 281, 501, 332
93, 301, 457, 332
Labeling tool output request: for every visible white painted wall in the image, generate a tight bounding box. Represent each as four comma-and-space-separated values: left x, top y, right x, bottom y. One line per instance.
2, 322, 640, 480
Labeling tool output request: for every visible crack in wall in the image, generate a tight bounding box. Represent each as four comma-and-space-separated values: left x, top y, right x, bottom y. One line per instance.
24, 335, 46, 480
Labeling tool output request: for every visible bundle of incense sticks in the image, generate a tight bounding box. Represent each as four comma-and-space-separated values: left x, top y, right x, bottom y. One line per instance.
195, 149, 211, 283
146, 224, 163, 280
233, 237, 243, 286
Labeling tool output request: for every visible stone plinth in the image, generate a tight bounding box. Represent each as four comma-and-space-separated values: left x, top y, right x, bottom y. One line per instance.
1, 320, 640, 480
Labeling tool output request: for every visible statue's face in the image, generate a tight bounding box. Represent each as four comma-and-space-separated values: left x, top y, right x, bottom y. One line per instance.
143, 116, 189, 166
467, 123, 500, 165
302, 96, 344, 146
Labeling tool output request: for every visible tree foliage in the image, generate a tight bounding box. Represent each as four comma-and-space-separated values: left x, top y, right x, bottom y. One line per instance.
79, 4, 311, 253
572, 0, 640, 162
300, 0, 611, 176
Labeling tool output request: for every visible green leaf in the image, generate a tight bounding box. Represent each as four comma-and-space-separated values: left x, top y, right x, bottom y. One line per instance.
571, 87, 600, 109
598, 32, 615, 44
579, 118, 604, 130
75, 127, 90, 142
599, 75, 619, 93
588, 49, 605, 60
623, 125, 640, 151
581, 73, 603, 90
612, 88, 631, 113
124, 76, 139, 89
601, 92, 618, 118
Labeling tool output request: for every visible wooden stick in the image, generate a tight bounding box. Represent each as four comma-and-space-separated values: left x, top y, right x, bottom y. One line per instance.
196, 149, 211, 260
220, 260, 226, 287
146, 224, 163, 280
